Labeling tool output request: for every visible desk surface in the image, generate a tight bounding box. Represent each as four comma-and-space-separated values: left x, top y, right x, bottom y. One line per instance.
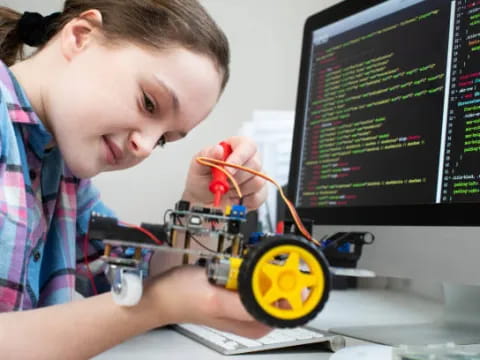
93, 289, 442, 360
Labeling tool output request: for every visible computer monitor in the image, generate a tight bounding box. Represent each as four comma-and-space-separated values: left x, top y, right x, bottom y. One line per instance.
288, 0, 480, 345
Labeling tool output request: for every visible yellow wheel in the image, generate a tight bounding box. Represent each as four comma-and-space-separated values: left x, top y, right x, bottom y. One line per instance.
238, 235, 330, 328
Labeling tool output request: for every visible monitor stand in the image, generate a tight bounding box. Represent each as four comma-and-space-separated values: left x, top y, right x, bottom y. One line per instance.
329, 283, 480, 345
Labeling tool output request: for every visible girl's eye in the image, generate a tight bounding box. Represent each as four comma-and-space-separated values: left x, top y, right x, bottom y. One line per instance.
156, 135, 166, 148
143, 92, 156, 114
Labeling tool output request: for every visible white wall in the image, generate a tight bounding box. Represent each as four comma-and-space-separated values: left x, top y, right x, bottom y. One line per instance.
0, 0, 64, 13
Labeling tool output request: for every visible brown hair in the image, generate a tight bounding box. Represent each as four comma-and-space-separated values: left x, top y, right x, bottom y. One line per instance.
0, 0, 230, 89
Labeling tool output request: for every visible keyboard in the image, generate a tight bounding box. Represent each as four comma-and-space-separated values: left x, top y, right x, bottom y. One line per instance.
172, 323, 346, 355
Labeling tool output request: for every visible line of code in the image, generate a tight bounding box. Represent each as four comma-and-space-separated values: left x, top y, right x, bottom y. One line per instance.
298, 1, 451, 207
440, 0, 480, 202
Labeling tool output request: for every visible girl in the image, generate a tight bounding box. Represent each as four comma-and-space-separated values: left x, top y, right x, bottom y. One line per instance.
0, 0, 269, 358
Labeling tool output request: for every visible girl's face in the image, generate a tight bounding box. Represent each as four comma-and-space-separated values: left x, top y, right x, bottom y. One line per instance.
46, 42, 222, 178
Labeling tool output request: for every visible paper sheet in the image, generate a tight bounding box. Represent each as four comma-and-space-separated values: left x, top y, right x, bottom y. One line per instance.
239, 110, 295, 231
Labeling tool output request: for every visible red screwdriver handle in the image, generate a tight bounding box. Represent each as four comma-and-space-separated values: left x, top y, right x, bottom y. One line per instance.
209, 141, 233, 207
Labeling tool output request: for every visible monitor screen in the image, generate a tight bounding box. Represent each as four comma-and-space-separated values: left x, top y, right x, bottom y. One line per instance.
288, 0, 480, 225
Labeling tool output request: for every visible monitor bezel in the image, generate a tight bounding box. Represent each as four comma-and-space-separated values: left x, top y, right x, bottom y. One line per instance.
287, 0, 480, 226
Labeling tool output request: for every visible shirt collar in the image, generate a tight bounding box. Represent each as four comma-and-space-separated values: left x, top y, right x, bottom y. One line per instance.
0, 61, 53, 158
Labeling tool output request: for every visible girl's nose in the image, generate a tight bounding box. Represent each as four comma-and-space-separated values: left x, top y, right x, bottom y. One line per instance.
128, 131, 153, 159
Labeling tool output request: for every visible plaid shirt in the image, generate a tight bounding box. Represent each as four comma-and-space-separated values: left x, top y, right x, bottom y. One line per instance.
0, 62, 118, 311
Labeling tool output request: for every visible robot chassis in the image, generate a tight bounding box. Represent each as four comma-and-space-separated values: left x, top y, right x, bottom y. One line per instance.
88, 201, 331, 328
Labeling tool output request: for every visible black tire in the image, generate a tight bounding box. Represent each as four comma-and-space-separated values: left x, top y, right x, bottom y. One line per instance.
238, 235, 331, 328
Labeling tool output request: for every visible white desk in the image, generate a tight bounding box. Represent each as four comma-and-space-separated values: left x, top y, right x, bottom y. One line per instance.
93, 289, 442, 359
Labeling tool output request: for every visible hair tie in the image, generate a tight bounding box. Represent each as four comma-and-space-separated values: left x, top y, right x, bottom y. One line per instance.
17, 11, 61, 47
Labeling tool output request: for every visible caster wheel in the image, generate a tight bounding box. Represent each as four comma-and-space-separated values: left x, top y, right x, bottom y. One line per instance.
112, 272, 143, 306
238, 235, 330, 328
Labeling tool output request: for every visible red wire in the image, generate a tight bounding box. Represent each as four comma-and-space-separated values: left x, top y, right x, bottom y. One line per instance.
118, 221, 163, 246
83, 233, 98, 295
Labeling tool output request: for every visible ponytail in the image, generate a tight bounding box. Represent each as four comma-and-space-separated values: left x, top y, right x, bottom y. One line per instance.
0, 8, 61, 66
0, 7, 23, 66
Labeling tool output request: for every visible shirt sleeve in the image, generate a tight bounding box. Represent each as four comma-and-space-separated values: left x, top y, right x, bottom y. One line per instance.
75, 179, 152, 295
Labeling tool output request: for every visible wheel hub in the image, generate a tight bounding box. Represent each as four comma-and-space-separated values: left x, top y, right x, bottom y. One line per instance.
278, 271, 296, 291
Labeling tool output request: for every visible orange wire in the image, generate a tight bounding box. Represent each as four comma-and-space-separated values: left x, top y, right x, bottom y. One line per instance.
196, 158, 243, 199
196, 157, 320, 246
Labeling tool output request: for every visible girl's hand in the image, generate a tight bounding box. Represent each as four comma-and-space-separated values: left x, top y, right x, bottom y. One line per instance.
182, 136, 268, 210
145, 265, 272, 339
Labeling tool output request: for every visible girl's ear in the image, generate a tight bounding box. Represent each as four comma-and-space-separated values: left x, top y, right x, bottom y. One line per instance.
60, 9, 103, 61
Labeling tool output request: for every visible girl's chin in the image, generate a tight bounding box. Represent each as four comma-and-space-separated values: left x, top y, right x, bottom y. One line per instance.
65, 161, 100, 179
